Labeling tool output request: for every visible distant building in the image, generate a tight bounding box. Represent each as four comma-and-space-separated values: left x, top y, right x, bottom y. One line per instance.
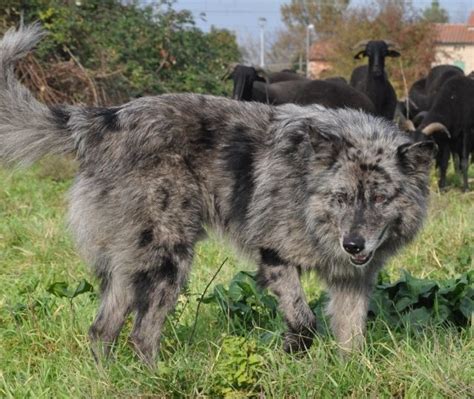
308, 40, 334, 78
433, 11, 474, 73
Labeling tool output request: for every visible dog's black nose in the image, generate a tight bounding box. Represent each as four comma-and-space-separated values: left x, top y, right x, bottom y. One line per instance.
343, 235, 365, 254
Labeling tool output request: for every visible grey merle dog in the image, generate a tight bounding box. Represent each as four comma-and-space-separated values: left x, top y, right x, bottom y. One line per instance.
0, 25, 435, 364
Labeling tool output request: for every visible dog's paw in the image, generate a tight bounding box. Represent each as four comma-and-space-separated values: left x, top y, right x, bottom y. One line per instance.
283, 330, 314, 354
129, 335, 159, 368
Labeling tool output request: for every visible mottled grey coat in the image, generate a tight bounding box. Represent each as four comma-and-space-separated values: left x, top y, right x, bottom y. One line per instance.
0, 25, 435, 364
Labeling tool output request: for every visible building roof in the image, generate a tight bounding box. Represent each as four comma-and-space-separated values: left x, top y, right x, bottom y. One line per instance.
309, 40, 334, 61
469, 10, 474, 26
435, 11, 474, 44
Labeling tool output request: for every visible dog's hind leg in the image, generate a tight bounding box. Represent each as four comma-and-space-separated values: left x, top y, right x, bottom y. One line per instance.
129, 243, 194, 364
257, 251, 317, 353
89, 267, 133, 361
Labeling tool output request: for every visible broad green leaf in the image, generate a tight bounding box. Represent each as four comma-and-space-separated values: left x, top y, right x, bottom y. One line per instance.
395, 295, 418, 312
71, 279, 94, 298
459, 297, 474, 319
47, 281, 73, 298
401, 307, 432, 326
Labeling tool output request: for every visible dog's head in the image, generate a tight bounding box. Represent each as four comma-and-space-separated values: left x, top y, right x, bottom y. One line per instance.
329, 140, 434, 267
273, 106, 435, 268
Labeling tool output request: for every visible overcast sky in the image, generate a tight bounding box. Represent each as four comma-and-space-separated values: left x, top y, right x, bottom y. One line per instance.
168, 0, 474, 42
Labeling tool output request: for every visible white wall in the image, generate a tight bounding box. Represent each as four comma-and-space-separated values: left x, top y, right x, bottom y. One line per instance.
433, 44, 474, 74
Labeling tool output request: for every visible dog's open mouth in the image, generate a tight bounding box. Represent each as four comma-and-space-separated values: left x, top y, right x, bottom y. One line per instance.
349, 251, 374, 267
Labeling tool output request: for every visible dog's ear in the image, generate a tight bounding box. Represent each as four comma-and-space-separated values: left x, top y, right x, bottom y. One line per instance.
274, 114, 346, 167
397, 141, 436, 175
306, 124, 346, 167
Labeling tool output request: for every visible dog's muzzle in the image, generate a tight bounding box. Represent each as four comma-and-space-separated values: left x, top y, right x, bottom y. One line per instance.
342, 225, 390, 267
349, 251, 374, 267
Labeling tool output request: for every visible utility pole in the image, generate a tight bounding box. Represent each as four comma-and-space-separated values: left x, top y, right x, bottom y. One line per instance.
258, 17, 267, 68
306, 23, 314, 78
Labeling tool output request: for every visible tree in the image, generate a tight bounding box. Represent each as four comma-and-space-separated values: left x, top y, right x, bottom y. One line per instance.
0, 0, 241, 104
269, 0, 350, 72
423, 0, 449, 23
324, 0, 438, 95
271, 0, 438, 96
239, 29, 295, 71
280, 0, 350, 35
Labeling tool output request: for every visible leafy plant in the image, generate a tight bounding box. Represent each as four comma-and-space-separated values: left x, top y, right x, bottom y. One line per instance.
46, 279, 94, 300
203, 270, 473, 335
369, 270, 473, 329
47, 278, 95, 323
1, 0, 241, 105
7, 279, 93, 323
202, 271, 279, 333
207, 335, 264, 398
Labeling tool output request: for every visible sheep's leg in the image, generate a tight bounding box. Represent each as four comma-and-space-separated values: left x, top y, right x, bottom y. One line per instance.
461, 131, 471, 192
438, 144, 450, 190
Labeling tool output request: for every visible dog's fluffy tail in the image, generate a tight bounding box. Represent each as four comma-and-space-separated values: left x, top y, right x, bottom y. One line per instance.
0, 24, 76, 166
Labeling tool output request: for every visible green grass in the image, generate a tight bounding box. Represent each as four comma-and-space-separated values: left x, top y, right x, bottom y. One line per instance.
0, 158, 473, 398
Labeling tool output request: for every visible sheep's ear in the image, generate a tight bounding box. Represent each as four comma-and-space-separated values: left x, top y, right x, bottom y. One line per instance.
397, 141, 436, 175
254, 66, 269, 84
387, 49, 401, 58
354, 50, 366, 59
224, 62, 239, 80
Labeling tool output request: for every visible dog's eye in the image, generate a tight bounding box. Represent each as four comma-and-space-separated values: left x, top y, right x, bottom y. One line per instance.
373, 194, 386, 204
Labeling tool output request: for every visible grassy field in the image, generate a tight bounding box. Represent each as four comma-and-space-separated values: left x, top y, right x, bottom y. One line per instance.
0, 158, 472, 398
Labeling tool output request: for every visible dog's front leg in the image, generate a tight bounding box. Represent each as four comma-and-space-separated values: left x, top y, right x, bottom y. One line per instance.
257, 254, 317, 353
326, 283, 372, 352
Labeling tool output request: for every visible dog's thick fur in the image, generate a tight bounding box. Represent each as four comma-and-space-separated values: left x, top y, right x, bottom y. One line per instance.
0, 26, 435, 363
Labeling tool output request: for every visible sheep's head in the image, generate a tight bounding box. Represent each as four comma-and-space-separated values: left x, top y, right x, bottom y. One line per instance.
353, 40, 401, 77
228, 64, 267, 101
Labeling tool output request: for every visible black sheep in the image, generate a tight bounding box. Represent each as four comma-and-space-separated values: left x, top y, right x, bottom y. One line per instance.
350, 40, 400, 119
408, 65, 464, 118
229, 65, 306, 101
251, 79, 376, 114
416, 75, 473, 191
228, 64, 266, 101
228, 65, 375, 114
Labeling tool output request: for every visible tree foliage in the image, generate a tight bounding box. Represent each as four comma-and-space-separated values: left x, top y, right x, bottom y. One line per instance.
423, 0, 449, 23
324, 1, 437, 94
280, 0, 350, 35
0, 0, 241, 105
274, 0, 350, 68
271, 0, 438, 95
